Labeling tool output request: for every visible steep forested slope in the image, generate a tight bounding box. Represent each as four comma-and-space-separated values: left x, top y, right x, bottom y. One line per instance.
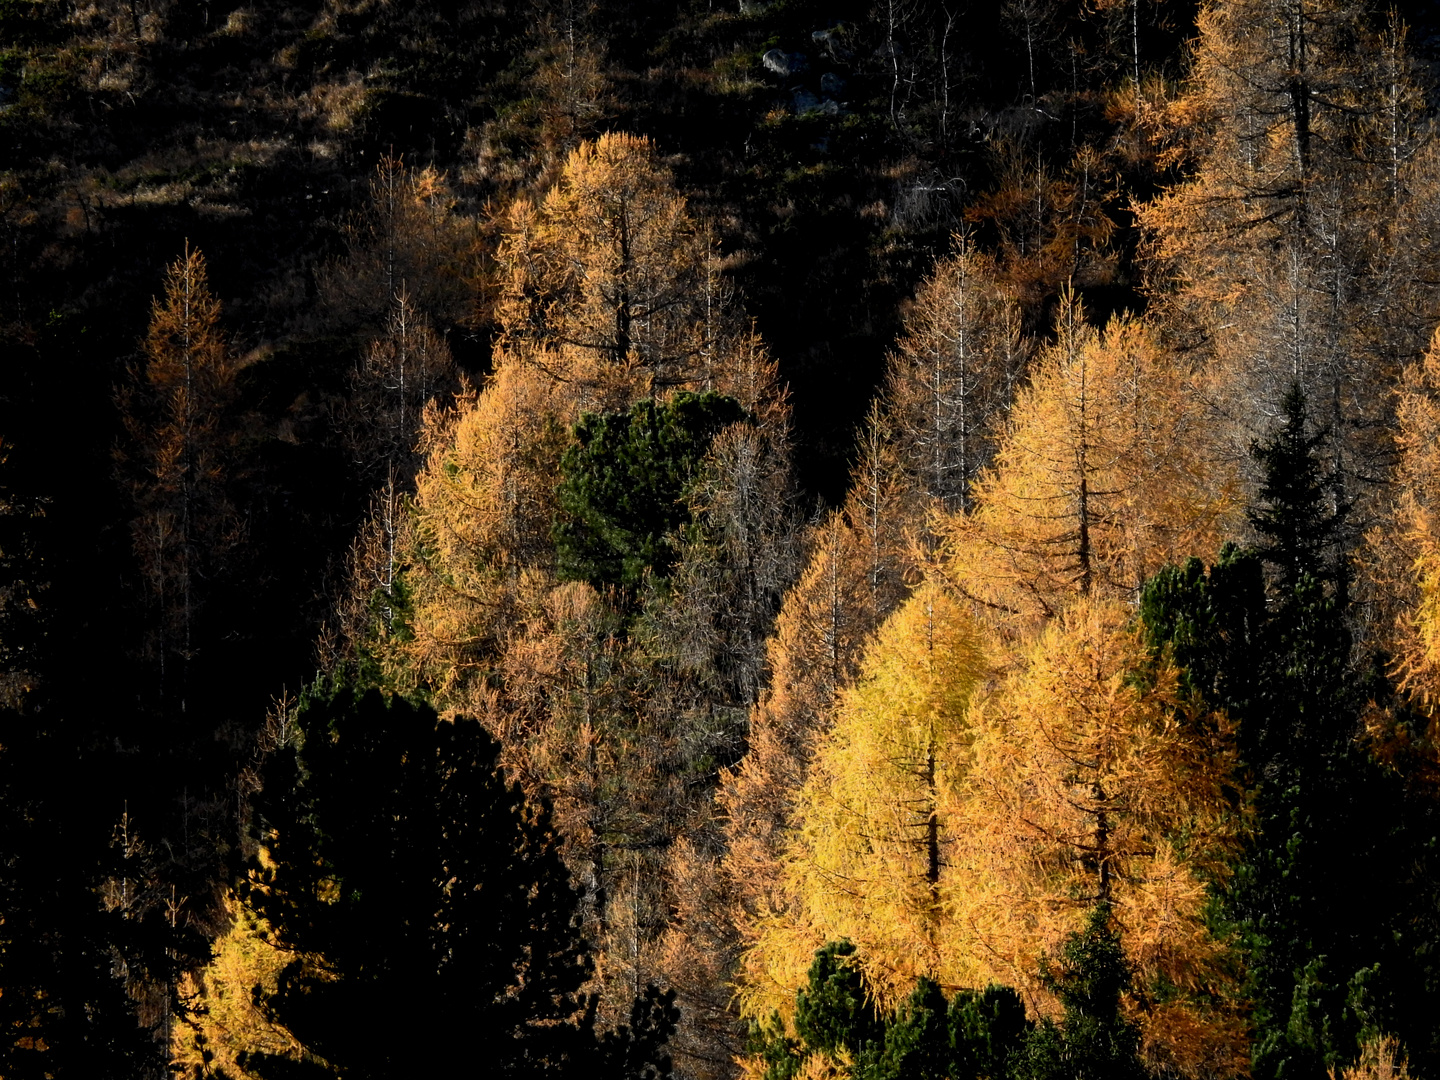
9, 1, 1440, 1079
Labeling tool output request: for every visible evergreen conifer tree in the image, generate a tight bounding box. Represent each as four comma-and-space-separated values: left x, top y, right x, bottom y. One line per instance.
242, 686, 676, 1079
554, 392, 746, 591
1249, 384, 1350, 596
1141, 388, 1440, 1078
747, 937, 1052, 1080
1018, 905, 1146, 1080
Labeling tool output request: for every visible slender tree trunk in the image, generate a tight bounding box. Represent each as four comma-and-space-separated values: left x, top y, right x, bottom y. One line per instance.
940, 7, 955, 149
1286, 1, 1312, 222
1132, 0, 1141, 117
615, 206, 632, 366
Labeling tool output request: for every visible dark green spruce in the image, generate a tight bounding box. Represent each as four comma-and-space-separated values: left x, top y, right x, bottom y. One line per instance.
554, 392, 747, 593
747, 930, 1148, 1080
1139, 385, 1440, 1079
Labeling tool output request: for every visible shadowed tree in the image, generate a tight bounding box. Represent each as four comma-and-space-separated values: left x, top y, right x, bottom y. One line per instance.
242, 685, 676, 1080
116, 243, 239, 716
1138, 0, 1440, 506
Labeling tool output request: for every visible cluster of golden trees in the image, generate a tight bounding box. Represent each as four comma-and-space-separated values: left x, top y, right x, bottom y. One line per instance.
677, 1, 1440, 1074
719, 280, 1243, 1075
333, 132, 799, 1036
124, 2, 1440, 1076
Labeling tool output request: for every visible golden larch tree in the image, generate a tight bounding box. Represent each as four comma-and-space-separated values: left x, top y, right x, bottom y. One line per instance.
1367, 326, 1440, 769
395, 358, 569, 711
740, 582, 989, 1020
118, 243, 239, 711
939, 294, 1237, 625
495, 132, 737, 408
949, 597, 1246, 1075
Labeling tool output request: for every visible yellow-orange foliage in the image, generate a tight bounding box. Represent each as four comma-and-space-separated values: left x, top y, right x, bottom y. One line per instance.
496, 132, 735, 408
1331, 1036, 1415, 1080
939, 295, 1237, 626
950, 598, 1243, 1072
172, 894, 302, 1080
740, 590, 1246, 1076
1377, 329, 1440, 716
499, 580, 631, 813
964, 125, 1127, 309
395, 359, 568, 711
128, 245, 237, 529
741, 583, 988, 1019
403, 134, 789, 721
1137, 0, 1374, 315
734, 290, 1248, 1076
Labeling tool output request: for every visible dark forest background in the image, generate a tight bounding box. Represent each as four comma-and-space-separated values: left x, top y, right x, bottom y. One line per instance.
10, 0, 1440, 1077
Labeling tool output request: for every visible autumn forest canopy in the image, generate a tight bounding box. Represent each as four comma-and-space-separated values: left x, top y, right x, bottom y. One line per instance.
13, 0, 1440, 1078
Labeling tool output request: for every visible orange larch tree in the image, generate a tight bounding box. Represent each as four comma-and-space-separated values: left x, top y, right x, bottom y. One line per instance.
939, 293, 1237, 627
118, 243, 239, 712
1138, 0, 1438, 506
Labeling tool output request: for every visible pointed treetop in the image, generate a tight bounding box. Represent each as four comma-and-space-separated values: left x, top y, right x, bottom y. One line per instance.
1248, 382, 1348, 591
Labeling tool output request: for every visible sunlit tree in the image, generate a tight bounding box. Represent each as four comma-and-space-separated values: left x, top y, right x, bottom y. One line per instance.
939, 294, 1237, 624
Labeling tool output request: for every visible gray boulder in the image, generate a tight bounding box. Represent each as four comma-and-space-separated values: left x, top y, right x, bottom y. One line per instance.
820, 72, 845, 97
762, 49, 808, 77
793, 89, 841, 117
811, 26, 852, 61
